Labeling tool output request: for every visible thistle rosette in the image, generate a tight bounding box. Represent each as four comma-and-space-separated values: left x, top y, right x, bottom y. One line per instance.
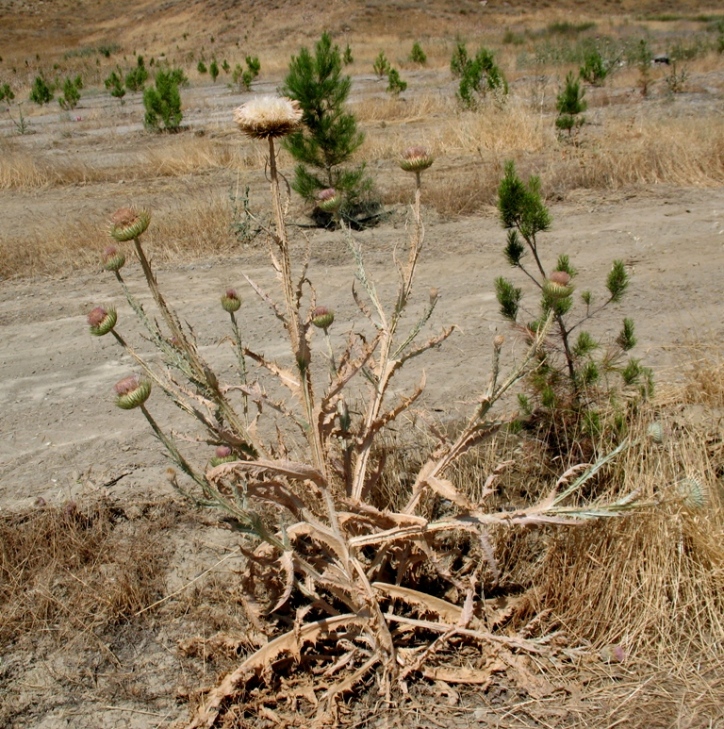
114, 375, 152, 410
233, 96, 302, 139
87, 306, 117, 336
311, 306, 335, 331
221, 288, 242, 313
102, 245, 126, 272
399, 145, 434, 173
109, 207, 151, 242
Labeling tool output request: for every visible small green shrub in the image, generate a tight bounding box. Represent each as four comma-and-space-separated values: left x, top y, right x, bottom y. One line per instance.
635, 39, 653, 97
343, 44, 353, 66
0, 82, 14, 103
197, 60, 208, 74
125, 56, 148, 92
579, 48, 610, 86
454, 43, 507, 108
450, 41, 468, 77
104, 69, 126, 102
143, 69, 183, 132
58, 76, 82, 110
386, 67, 407, 96
555, 72, 587, 138
232, 56, 260, 91
209, 59, 219, 81
221, 59, 230, 73
547, 20, 596, 36
29, 75, 53, 105
373, 51, 390, 78
409, 41, 427, 64
665, 60, 688, 94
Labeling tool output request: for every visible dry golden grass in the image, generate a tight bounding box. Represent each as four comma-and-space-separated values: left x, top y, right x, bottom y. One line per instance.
0, 500, 170, 646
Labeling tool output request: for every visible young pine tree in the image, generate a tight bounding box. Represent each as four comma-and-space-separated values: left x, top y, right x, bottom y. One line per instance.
143, 69, 182, 132
494, 162, 651, 450
282, 32, 372, 226
555, 72, 586, 138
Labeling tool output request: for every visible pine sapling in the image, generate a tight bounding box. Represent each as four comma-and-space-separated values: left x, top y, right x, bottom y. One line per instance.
495, 161, 652, 445
282, 32, 373, 226
555, 72, 587, 139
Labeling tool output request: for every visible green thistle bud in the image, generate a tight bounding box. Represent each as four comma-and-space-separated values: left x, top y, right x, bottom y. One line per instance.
102, 245, 126, 272
316, 188, 341, 213
221, 288, 242, 313
311, 306, 334, 330
114, 375, 152, 410
210, 445, 237, 467
543, 270, 574, 299
87, 306, 117, 336
109, 207, 151, 242
399, 145, 433, 173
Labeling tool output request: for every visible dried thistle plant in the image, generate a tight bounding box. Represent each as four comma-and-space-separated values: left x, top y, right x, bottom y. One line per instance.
88, 100, 648, 726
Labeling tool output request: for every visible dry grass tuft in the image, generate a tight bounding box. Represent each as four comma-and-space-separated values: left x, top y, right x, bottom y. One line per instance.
0, 500, 171, 647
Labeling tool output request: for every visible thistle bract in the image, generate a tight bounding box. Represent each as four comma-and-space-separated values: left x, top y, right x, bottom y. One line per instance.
210, 445, 236, 467
316, 188, 341, 213
102, 245, 126, 272
221, 288, 242, 313
311, 306, 334, 330
114, 375, 152, 410
110, 207, 151, 242
87, 306, 117, 336
400, 145, 433, 173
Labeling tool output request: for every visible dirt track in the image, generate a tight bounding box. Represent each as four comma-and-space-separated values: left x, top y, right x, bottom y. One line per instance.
3, 184, 724, 513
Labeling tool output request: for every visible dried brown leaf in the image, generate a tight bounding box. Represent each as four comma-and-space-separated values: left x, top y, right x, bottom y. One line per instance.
372, 582, 463, 624
186, 614, 366, 729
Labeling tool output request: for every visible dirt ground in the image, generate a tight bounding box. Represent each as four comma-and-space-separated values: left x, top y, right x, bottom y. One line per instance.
2, 26, 724, 728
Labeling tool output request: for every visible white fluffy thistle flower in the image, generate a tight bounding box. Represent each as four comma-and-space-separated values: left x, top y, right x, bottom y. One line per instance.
233, 96, 302, 139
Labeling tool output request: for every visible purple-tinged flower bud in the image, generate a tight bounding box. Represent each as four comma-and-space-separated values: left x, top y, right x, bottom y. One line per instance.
102, 245, 126, 272
400, 145, 433, 173
114, 375, 152, 410
210, 445, 236, 467
109, 207, 151, 242
311, 306, 335, 330
221, 288, 242, 313
316, 188, 341, 213
543, 270, 574, 299
87, 306, 117, 336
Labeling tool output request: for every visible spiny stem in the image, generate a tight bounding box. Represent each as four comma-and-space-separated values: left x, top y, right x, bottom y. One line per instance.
230, 312, 249, 423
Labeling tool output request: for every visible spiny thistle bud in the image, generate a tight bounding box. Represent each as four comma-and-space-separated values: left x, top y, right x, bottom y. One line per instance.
429, 287, 440, 305
316, 188, 341, 213
647, 421, 664, 444
114, 375, 152, 410
109, 207, 151, 242
102, 245, 126, 272
599, 644, 626, 663
87, 306, 117, 336
210, 445, 236, 467
221, 288, 242, 313
233, 96, 302, 139
494, 334, 505, 349
676, 476, 709, 510
311, 306, 335, 330
543, 270, 574, 299
399, 145, 434, 173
